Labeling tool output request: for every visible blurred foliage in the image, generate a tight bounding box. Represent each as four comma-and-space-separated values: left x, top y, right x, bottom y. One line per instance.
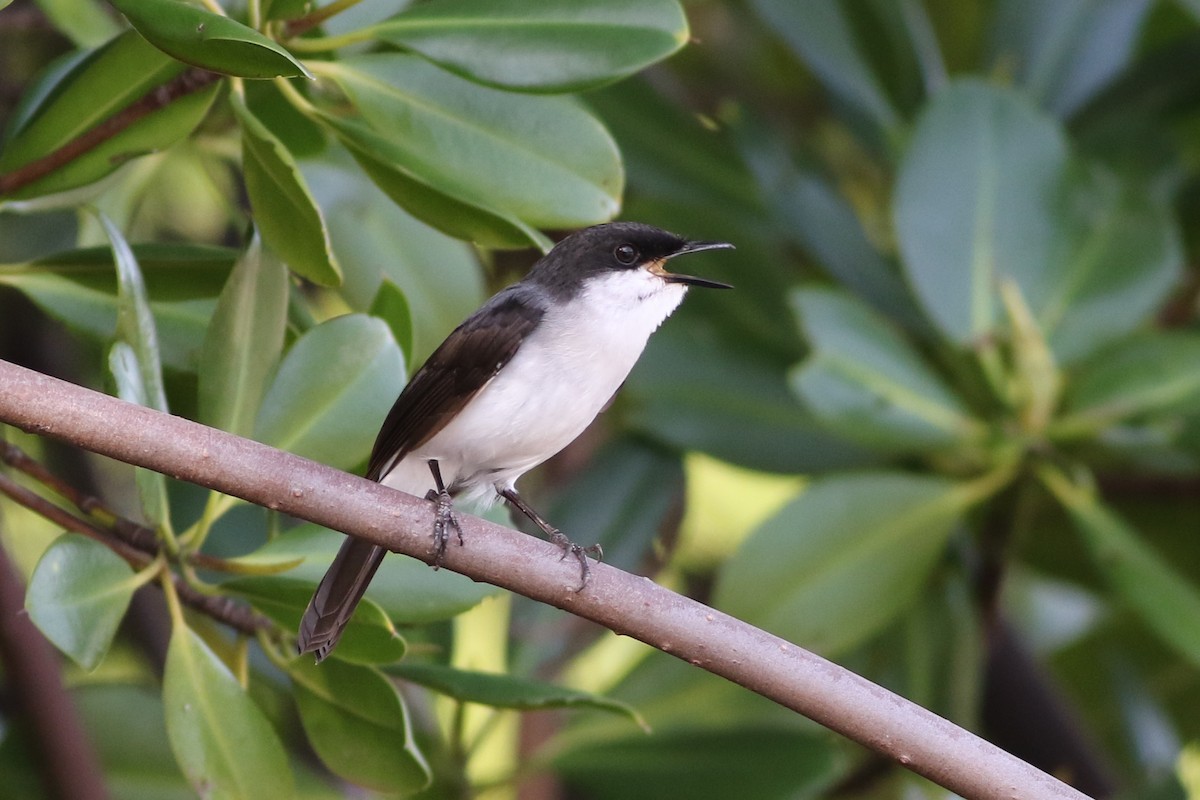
2, 0, 1200, 798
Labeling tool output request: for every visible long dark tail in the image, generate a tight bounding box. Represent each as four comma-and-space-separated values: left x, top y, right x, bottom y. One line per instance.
298, 537, 387, 662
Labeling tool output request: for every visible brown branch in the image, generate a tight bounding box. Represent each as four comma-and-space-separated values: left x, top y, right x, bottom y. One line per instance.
0, 542, 109, 800
0, 469, 270, 637
0, 359, 1095, 800
0, 67, 221, 197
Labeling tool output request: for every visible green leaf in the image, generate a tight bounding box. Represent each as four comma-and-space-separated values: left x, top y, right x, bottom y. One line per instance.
372, 0, 688, 93
318, 111, 548, 250
750, 0, 899, 131
714, 472, 980, 656
163, 624, 295, 798
224, 576, 406, 665
894, 79, 1068, 345
625, 322, 876, 473
25, 534, 143, 670
230, 93, 341, 287
99, 213, 170, 527
198, 236, 289, 437
300, 160, 485, 364
0, 243, 233, 371
34, 0, 123, 47
254, 314, 405, 471
318, 54, 622, 228
790, 287, 981, 452
1058, 333, 1200, 435
1042, 467, 1200, 667
229, 523, 495, 624
368, 279, 414, 363
109, 0, 310, 79
0, 31, 220, 200
391, 662, 644, 725
289, 658, 430, 793
987, 0, 1151, 117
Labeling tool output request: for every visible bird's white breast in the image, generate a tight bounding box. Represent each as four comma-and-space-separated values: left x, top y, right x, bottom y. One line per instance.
382, 270, 686, 505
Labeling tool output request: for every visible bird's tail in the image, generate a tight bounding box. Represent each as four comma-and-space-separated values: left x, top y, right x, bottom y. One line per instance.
297, 536, 386, 662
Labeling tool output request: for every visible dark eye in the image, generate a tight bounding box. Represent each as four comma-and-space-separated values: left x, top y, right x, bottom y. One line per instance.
613, 243, 638, 265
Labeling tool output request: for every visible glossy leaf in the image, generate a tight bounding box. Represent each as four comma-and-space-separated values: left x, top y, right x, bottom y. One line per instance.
289, 658, 430, 792
987, 0, 1151, 117
99, 214, 171, 527
230, 523, 495, 624
1042, 468, 1200, 667
624, 322, 876, 473
1059, 333, 1200, 434
318, 111, 548, 250
109, 0, 310, 78
225, 575, 406, 665
254, 314, 405, 471
790, 287, 979, 452
894, 79, 1067, 345
373, 0, 688, 93
393, 662, 644, 724
750, 0, 899, 131
715, 472, 979, 656
26, 534, 142, 670
198, 236, 289, 437
318, 54, 622, 228
163, 624, 294, 798
0, 31, 219, 200
230, 93, 341, 287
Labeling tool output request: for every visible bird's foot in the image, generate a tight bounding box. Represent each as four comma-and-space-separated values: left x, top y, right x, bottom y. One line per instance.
425, 488, 462, 567
546, 528, 603, 591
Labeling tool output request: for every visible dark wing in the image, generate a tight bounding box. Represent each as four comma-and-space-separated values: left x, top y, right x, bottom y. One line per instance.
364, 288, 544, 481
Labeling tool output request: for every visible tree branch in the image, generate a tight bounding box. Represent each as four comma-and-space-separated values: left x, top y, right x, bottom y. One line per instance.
0, 359, 1093, 800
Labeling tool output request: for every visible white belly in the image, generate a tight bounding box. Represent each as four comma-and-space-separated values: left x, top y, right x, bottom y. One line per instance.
380, 271, 687, 505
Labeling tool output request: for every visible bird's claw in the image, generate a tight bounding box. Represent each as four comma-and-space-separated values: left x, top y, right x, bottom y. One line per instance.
426, 488, 462, 567
547, 529, 601, 591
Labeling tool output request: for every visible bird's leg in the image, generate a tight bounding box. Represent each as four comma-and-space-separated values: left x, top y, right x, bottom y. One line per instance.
498, 487, 601, 590
425, 459, 462, 567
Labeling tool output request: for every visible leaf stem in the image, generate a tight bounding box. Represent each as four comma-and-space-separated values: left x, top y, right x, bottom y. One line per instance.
285, 0, 366, 38
285, 28, 374, 53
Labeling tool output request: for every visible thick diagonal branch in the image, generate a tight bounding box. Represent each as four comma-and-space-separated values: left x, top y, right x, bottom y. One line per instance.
0, 359, 1093, 800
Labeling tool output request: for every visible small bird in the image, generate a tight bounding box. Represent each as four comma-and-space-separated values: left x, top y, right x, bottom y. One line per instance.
297, 222, 733, 661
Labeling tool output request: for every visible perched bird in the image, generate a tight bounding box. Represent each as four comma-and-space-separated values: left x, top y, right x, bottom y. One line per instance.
298, 222, 733, 661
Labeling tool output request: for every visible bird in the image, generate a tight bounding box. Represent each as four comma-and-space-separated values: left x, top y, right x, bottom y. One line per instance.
297, 221, 733, 661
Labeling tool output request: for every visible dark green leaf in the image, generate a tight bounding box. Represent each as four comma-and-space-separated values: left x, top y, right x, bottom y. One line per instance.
225, 576, 406, 665
0, 31, 219, 200
373, 0, 688, 93
1058, 333, 1200, 435
318, 54, 622, 228
289, 658, 430, 792
26, 534, 141, 670
254, 314, 405, 471
230, 523, 495, 624
790, 287, 980, 452
391, 662, 644, 725
1042, 467, 1200, 667
231, 93, 341, 286
163, 624, 294, 798
110, 0, 310, 78
894, 79, 1067, 345
750, 0, 899, 131
368, 279, 414, 362
624, 322, 876, 473
714, 472, 981, 656
198, 236, 288, 437
986, 0, 1151, 117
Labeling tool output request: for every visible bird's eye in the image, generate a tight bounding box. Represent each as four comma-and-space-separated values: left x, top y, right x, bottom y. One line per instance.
614, 244, 638, 265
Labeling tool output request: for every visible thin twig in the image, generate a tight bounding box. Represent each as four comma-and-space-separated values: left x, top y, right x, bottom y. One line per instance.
0, 68, 221, 197
0, 359, 1094, 800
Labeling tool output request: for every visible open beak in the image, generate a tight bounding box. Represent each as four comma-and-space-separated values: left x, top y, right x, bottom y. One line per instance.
660, 240, 735, 289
